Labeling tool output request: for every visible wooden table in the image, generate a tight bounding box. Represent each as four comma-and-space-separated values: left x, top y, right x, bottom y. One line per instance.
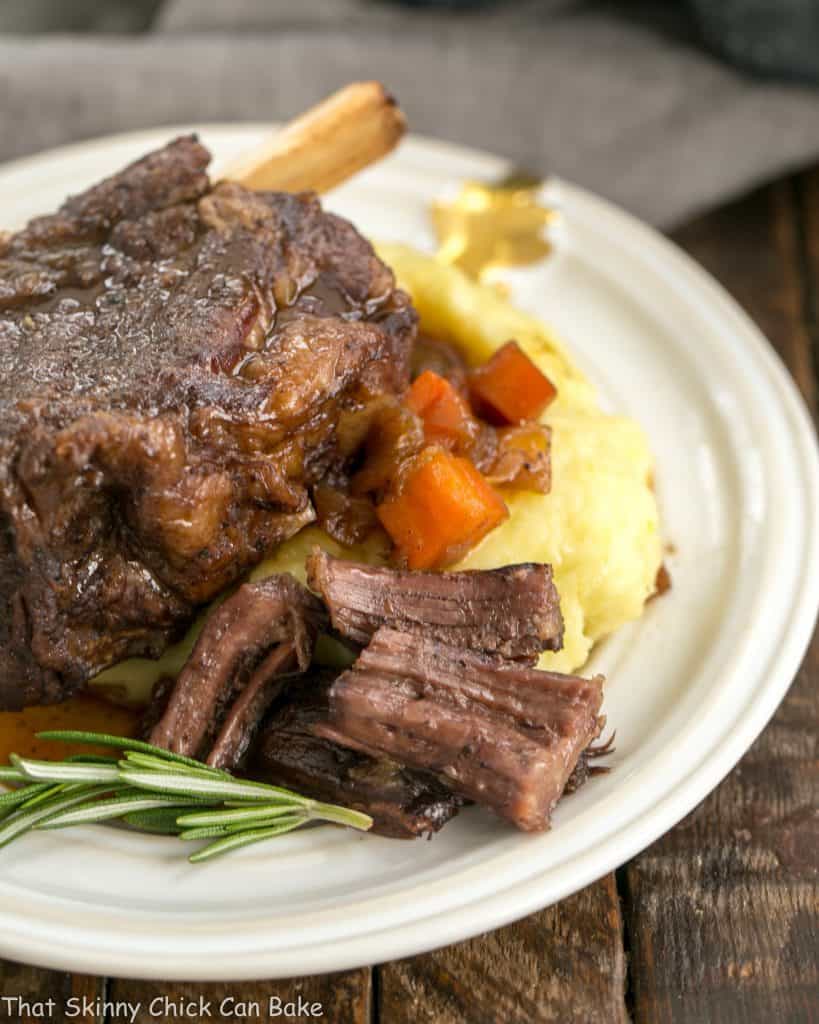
1, 172, 817, 1024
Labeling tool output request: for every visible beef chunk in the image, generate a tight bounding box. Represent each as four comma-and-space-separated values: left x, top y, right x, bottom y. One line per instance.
563, 732, 615, 794
481, 423, 552, 493
148, 574, 326, 768
252, 670, 460, 838
317, 627, 603, 831
0, 137, 416, 710
410, 334, 468, 394
311, 485, 379, 547
306, 548, 564, 660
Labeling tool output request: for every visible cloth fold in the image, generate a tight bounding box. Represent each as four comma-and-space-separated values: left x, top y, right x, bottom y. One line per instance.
0, 1, 818, 228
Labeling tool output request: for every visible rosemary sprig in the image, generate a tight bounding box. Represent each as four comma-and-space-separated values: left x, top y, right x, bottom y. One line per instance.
176, 804, 300, 828
0, 730, 372, 862
0, 785, 114, 849
36, 730, 214, 771
10, 754, 120, 785
37, 790, 210, 829
189, 821, 307, 863
122, 807, 187, 834
0, 781, 53, 810
117, 752, 226, 779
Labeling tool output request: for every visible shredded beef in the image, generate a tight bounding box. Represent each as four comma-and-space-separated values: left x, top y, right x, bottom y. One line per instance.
253, 670, 461, 838
307, 548, 563, 660
148, 574, 326, 768
317, 627, 603, 831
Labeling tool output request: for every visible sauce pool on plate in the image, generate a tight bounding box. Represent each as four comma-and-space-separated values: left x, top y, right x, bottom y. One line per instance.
0, 694, 140, 762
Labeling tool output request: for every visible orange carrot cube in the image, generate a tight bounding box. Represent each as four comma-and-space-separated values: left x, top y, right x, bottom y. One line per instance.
405, 370, 477, 451
468, 341, 556, 425
376, 447, 508, 569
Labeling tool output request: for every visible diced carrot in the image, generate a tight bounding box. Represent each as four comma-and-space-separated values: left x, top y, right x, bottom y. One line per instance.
405, 370, 478, 451
468, 341, 557, 425
376, 447, 509, 570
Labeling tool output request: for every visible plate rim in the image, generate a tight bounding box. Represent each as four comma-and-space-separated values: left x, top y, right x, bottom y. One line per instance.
0, 125, 817, 980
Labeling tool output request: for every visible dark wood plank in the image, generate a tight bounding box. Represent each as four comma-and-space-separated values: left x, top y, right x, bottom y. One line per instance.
622, 179, 819, 1024
0, 962, 104, 1023
798, 166, 819, 414
109, 970, 370, 1024
378, 874, 627, 1024
624, 661, 819, 1024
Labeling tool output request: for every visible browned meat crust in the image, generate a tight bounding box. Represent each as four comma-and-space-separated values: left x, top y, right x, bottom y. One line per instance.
0, 137, 416, 709
147, 574, 326, 768
317, 627, 604, 831
410, 334, 468, 393
253, 670, 461, 839
306, 548, 564, 660
563, 732, 615, 794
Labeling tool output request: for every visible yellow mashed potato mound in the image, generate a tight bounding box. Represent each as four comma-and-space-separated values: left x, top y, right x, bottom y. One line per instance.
93, 245, 660, 702
379, 244, 661, 673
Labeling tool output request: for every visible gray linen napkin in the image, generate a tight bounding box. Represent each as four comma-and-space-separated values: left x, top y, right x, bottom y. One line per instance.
0, 1, 818, 228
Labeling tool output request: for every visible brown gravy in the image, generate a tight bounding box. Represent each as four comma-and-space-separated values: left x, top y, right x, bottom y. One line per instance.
0, 693, 140, 762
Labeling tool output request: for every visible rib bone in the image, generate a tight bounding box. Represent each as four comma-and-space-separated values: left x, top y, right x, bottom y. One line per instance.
220, 81, 406, 194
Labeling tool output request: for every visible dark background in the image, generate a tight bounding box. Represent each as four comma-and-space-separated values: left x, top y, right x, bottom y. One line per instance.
1, 0, 818, 228
2, 0, 819, 82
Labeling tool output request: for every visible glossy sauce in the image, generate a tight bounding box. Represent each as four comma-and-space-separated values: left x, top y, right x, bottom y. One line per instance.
0, 694, 140, 762
431, 176, 556, 283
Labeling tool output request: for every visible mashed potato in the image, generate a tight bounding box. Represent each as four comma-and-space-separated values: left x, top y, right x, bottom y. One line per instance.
93, 245, 660, 702
379, 244, 661, 673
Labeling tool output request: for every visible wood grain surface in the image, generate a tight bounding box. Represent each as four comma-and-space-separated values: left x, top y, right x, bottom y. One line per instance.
0, 173, 816, 1023
620, 175, 819, 1024
378, 875, 627, 1024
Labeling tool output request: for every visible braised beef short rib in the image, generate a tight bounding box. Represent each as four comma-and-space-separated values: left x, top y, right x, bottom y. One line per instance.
254, 669, 461, 838
148, 574, 326, 768
0, 137, 416, 709
317, 627, 604, 831
307, 548, 564, 660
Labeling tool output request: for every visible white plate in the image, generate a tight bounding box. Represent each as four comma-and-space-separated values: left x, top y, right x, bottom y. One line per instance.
0, 127, 817, 981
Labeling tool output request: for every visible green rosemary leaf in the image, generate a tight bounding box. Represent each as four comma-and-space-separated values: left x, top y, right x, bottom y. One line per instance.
223, 814, 306, 835
35, 730, 209, 771
195, 778, 321, 804
176, 804, 302, 829
122, 808, 187, 835
22, 782, 106, 815
120, 752, 227, 779
119, 768, 308, 805
0, 782, 52, 809
309, 801, 374, 832
10, 755, 119, 785
178, 826, 232, 841
38, 792, 209, 830
180, 814, 306, 840
188, 820, 307, 863
18, 782, 76, 812
0, 785, 114, 850
65, 754, 120, 765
